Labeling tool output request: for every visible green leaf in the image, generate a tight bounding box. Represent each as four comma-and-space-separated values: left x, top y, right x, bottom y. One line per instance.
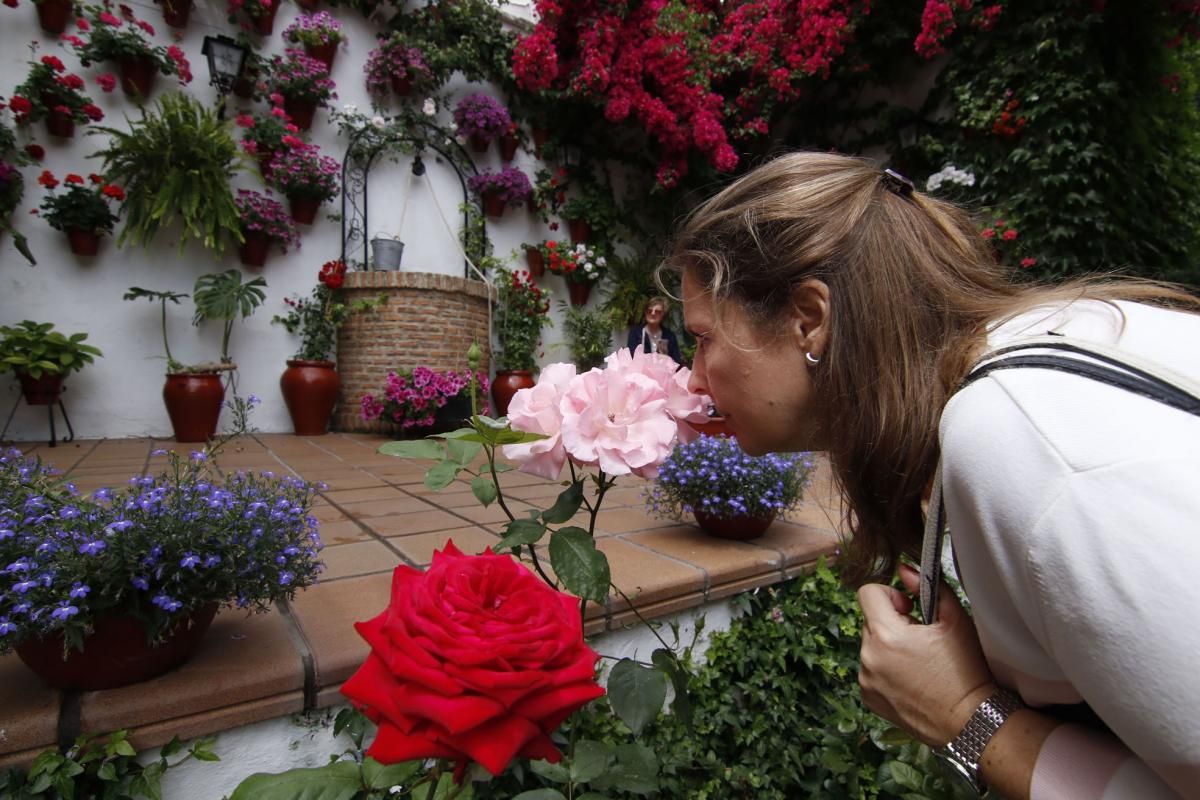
159, 736, 183, 759
541, 481, 584, 524
576, 794, 613, 800
446, 438, 483, 466
571, 739, 613, 784
607, 659, 669, 735
425, 460, 461, 491
228, 762, 363, 800
512, 791, 568, 800
495, 518, 547, 552
191, 748, 220, 762
527, 759, 570, 783
362, 758, 420, 790
591, 744, 658, 796
549, 527, 610, 603
651, 648, 693, 728
471, 475, 498, 507
378, 440, 445, 460
112, 739, 137, 758
436, 428, 487, 443
887, 761, 924, 792
97, 762, 117, 781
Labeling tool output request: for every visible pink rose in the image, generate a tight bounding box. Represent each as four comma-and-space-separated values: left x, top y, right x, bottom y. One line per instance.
502, 363, 577, 480
559, 359, 677, 478
603, 348, 710, 442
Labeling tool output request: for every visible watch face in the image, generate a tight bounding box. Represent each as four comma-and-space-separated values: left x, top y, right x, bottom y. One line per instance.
934, 753, 983, 799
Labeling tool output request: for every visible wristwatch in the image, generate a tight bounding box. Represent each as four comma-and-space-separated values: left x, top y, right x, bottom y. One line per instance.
933, 688, 1025, 797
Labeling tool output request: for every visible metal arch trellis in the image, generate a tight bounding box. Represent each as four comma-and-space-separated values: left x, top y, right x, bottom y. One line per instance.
338, 118, 484, 279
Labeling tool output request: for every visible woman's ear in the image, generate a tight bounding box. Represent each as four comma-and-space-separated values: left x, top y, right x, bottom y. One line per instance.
789, 279, 831, 354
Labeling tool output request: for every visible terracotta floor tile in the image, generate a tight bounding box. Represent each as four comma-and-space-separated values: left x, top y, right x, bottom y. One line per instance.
593, 508, 679, 535
301, 471, 387, 490
0, 654, 61, 755
597, 538, 706, 612
322, 486, 410, 504
386, 528, 501, 565
80, 608, 304, 735
310, 504, 351, 524
621, 526, 782, 590
451, 501, 534, 527
365, 509, 473, 536
747, 521, 840, 573
335, 496, 432, 517
315, 519, 374, 545
320, 540, 404, 581
288, 573, 392, 689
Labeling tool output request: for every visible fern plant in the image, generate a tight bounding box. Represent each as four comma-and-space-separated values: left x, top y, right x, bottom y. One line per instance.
91, 92, 243, 257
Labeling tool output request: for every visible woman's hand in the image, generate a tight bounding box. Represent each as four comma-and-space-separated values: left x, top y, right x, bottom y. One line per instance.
857, 563, 997, 746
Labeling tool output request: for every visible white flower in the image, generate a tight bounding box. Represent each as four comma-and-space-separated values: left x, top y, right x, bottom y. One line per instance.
343, 103, 358, 113
596, 256, 607, 267
371, 116, 386, 129
422, 98, 437, 116
925, 164, 975, 192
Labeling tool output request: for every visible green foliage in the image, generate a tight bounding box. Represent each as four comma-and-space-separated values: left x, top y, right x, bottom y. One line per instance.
122, 286, 189, 373
392, 0, 517, 89
0, 320, 103, 379
495, 268, 553, 372
560, 305, 614, 370
92, 92, 243, 257
0, 729, 217, 799
273, 285, 388, 363
191, 269, 268, 363
907, 0, 1200, 282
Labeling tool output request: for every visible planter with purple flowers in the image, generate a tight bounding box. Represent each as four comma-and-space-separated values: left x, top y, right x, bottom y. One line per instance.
453, 93, 512, 153
365, 31, 436, 100
284, 11, 344, 72
468, 167, 532, 220
267, 142, 339, 225
268, 49, 336, 132
235, 189, 300, 268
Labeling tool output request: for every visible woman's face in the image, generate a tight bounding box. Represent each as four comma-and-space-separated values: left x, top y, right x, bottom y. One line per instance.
682, 271, 820, 455
644, 302, 666, 325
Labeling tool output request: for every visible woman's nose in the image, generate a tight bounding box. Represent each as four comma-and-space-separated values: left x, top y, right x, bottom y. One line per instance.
687, 358, 707, 396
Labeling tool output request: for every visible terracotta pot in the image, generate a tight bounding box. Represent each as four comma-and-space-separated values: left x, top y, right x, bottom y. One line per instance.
119, 57, 158, 100
280, 360, 339, 435
531, 126, 549, 149
525, 247, 545, 277
16, 604, 218, 691
491, 370, 535, 417
567, 218, 591, 244
251, 1, 279, 35
284, 96, 317, 131
239, 231, 271, 267
305, 42, 337, 71
483, 191, 506, 219
161, 0, 193, 28
258, 149, 277, 180
163, 373, 225, 442
499, 132, 519, 162
35, 0, 73, 34
66, 228, 101, 256
391, 73, 413, 97
233, 72, 257, 99
693, 510, 775, 541
295, 0, 319, 8
45, 108, 75, 139
289, 195, 322, 225
691, 415, 732, 438
16, 372, 64, 406
469, 133, 490, 153
567, 281, 592, 307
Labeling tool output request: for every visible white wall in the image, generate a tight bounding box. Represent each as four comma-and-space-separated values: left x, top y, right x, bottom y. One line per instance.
0, 0, 601, 442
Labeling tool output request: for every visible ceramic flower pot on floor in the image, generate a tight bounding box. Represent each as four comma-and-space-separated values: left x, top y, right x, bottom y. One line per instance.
16, 372, 64, 405
163, 373, 225, 442
491, 370, 534, 417
280, 360, 340, 435
693, 510, 775, 541
16, 604, 218, 690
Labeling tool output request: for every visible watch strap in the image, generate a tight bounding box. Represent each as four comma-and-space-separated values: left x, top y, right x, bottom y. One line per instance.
938, 688, 1025, 794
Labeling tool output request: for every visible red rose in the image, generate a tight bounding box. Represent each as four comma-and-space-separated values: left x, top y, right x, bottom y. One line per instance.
342, 541, 604, 776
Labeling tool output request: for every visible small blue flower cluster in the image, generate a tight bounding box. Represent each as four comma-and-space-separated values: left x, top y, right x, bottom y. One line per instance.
0, 446, 324, 654
644, 435, 815, 521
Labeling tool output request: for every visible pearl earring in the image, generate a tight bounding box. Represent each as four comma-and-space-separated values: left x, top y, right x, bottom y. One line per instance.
805, 352, 821, 366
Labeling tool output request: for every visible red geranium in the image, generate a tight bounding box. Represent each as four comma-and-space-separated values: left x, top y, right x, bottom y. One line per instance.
342, 541, 605, 776
101, 184, 126, 201
65, 174, 85, 185
40, 55, 65, 73
25, 144, 45, 161
9, 96, 32, 115
37, 170, 59, 189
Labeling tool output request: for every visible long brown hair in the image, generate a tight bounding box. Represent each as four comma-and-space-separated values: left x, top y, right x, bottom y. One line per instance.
663, 152, 1198, 585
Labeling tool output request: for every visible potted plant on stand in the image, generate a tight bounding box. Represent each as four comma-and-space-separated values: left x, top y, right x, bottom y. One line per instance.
124, 269, 267, 443
646, 436, 816, 540
272, 259, 386, 435
267, 141, 339, 225
452, 93, 512, 153
364, 32, 437, 99
0, 320, 103, 406
267, 50, 337, 132
92, 93, 241, 257
492, 267, 551, 416
35, 170, 124, 256
468, 166, 532, 219
11, 54, 105, 139
283, 11, 345, 71
546, 241, 606, 306
72, 4, 193, 100
0, 438, 323, 691
235, 189, 300, 267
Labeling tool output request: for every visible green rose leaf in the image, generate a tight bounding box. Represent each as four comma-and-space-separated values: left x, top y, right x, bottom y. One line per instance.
378, 440, 445, 460
495, 518, 547, 552
541, 480, 584, 524
571, 739, 613, 784
228, 761, 363, 800
471, 474, 498, 507
590, 743, 658, 796
513, 791, 568, 800
549, 527, 610, 603
651, 648, 693, 728
607, 659, 669, 736
446, 438, 483, 466
527, 759, 570, 783
425, 460, 461, 491
437, 428, 487, 443
362, 758, 420, 790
